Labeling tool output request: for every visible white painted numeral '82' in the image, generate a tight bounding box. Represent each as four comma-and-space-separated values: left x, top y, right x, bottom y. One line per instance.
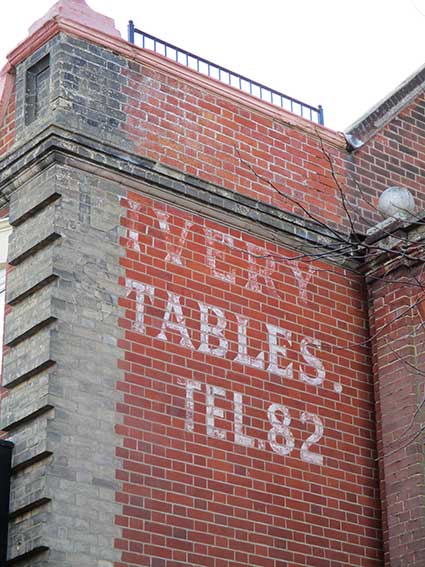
267, 405, 324, 465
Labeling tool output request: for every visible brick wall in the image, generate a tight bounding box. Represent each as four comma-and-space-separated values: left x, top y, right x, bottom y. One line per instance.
365, 252, 425, 567
350, 92, 425, 567
7, 4, 425, 565
116, 190, 382, 566
120, 58, 350, 231
347, 94, 425, 230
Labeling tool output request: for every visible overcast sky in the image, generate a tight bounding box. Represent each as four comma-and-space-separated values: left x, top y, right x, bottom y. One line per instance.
1, 0, 424, 131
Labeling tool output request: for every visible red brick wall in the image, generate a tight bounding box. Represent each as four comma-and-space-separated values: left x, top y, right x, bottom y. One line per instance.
121, 59, 349, 231
2, 15, 424, 566
367, 262, 425, 567
115, 190, 382, 567
351, 94, 425, 566
347, 93, 425, 231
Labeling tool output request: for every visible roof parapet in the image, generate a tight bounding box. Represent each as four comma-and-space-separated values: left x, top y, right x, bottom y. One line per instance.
345, 61, 425, 145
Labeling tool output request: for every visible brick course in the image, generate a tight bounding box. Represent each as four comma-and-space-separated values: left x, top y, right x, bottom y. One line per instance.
1, 2, 425, 566
351, 95, 425, 566
116, 192, 381, 567
347, 95, 425, 228
120, 60, 349, 231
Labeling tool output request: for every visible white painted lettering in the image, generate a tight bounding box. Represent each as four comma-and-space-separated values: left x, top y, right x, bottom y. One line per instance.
198, 302, 228, 358
204, 228, 236, 284
128, 199, 142, 211
266, 324, 293, 379
234, 315, 265, 370
245, 243, 278, 297
125, 279, 155, 334
175, 378, 326, 466
128, 229, 141, 253
300, 412, 324, 466
154, 209, 193, 265
233, 392, 255, 448
157, 292, 194, 349
286, 260, 315, 304
299, 338, 325, 386
267, 403, 295, 456
206, 384, 227, 440
181, 378, 202, 433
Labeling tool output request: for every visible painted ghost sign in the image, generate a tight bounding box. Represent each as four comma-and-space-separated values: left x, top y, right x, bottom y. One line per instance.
120, 194, 362, 473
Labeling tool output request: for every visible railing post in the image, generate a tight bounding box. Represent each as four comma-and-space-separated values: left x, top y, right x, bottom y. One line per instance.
0, 440, 13, 566
318, 105, 324, 125
128, 20, 135, 44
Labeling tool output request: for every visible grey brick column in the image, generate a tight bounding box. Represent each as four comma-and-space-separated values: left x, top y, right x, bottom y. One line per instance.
1, 161, 126, 566
0, 25, 135, 565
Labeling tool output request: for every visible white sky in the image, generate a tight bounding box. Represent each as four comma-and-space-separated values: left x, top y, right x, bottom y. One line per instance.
1, 0, 425, 131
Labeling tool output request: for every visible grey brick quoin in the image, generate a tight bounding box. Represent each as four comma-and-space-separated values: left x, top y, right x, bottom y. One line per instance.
0, 26, 131, 562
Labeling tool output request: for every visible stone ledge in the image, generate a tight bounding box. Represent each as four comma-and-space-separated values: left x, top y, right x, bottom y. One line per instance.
9, 497, 51, 521
11, 451, 53, 475
3, 325, 56, 389
2, 405, 54, 433
6, 546, 49, 565
0, 127, 360, 270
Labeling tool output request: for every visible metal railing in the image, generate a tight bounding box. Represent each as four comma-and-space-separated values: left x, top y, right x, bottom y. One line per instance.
128, 21, 324, 125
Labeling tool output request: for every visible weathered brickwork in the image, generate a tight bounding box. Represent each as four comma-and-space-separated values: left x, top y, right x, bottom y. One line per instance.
349, 95, 425, 566
1, 1, 425, 566
0, 16, 382, 567
52, 34, 130, 149
364, 250, 425, 567
116, 190, 381, 567
347, 94, 425, 230
121, 60, 349, 230
13, 36, 61, 147
1, 159, 126, 565
1, 370, 52, 431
